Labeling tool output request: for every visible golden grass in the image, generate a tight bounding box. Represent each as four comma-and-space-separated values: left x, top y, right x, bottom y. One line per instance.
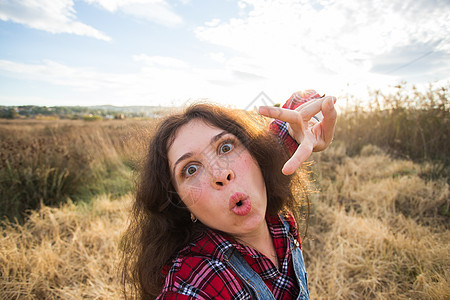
0, 195, 130, 299
1, 148, 448, 299
305, 146, 449, 299
0, 117, 448, 299
335, 83, 449, 168
0, 119, 157, 222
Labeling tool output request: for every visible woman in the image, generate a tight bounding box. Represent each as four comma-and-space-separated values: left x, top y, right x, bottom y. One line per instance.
121, 90, 337, 299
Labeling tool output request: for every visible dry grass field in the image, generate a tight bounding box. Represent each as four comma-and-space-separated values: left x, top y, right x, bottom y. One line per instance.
0, 87, 449, 299
1, 143, 448, 299
1, 195, 130, 299
0, 119, 158, 223
306, 144, 449, 299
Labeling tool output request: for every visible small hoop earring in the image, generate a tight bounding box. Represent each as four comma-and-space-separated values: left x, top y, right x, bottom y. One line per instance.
190, 213, 198, 223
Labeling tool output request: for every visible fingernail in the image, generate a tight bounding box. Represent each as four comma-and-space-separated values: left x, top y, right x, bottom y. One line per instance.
327, 97, 336, 109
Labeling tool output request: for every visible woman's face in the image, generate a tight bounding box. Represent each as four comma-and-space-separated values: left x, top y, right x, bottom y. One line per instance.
168, 119, 267, 238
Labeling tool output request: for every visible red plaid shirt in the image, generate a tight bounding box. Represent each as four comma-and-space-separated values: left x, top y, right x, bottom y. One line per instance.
158, 214, 300, 299
157, 90, 320, 299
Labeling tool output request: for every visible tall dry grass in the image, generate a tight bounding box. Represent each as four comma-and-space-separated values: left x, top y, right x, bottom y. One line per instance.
0, 87, 449, 299
1, 144, 448, 299
336, 83, 449, 180
0, 195, 130, 299
0, 119, 157, 222
305, 144, 449, 299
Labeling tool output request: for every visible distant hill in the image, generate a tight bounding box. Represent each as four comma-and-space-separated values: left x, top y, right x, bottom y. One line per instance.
0, 104, 173, 119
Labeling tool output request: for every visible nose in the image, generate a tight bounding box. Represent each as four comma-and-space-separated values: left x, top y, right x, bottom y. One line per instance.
211, 166, 234, 189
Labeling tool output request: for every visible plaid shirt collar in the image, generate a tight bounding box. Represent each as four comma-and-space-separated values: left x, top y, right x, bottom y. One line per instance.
176, 213, 299, 266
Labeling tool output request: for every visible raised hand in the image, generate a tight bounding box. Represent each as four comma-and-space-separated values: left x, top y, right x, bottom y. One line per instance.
259, 96, 337, 175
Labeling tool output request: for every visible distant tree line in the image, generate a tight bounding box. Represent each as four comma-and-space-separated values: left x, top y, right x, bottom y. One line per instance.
0, 105, 166, 119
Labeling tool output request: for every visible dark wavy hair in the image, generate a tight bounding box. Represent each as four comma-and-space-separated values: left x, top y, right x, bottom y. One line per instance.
121, 103, 309, 299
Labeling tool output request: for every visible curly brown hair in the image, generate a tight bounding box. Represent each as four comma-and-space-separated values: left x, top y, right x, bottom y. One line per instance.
120, 103, 309, 299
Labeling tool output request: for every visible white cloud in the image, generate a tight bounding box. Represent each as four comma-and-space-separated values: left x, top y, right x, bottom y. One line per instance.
1, 0, 449, 107
209, 52, 226, 64
0, 54, 300, 108
133, 54, 189, 68
0, 57, 246, 106
194, 0, 450, 98
4, 53, 444, 108
0, 0, 184, 41
84, 0, 183, 27
0, 59, 122, 90
0, 0, 111, 41
204, 18, 221, 27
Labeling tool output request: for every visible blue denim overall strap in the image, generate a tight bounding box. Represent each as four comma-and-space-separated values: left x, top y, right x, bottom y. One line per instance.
280, 217, 310, 300
223, 246, 275, 299
222, 216, 310, 300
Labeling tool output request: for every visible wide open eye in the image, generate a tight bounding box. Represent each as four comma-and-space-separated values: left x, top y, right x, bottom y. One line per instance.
184, 165, 199, 177
219, 142, 233, 154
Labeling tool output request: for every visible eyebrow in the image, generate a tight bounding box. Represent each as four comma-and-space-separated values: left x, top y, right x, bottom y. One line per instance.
172, 130, 228, 175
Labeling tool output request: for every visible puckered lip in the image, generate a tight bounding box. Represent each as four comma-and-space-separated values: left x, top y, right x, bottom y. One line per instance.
229, 192, 249, 210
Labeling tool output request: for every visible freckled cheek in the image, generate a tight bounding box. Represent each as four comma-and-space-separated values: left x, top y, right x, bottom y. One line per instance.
232, 153, 257, 175
177, 176, 210, 207
233, 154, 266, 193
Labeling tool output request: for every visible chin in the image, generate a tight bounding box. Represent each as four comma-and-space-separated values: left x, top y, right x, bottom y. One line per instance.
237, 212, 265, 232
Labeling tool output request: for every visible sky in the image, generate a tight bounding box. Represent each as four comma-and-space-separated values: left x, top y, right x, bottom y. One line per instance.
0, 0, 449, 108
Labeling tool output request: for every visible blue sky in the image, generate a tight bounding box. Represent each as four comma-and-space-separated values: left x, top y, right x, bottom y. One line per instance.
0, 0, 449, 108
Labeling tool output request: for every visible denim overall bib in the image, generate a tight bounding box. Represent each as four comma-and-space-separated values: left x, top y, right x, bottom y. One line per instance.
223, 217, 309, 299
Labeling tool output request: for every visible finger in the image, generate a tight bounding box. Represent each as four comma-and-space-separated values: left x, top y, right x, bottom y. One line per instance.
259, 96, 333, 123
296, 96, 335, 121
282, 139, 313, 175
313, 111, 323, 122
258, 106, 302, 124
319, 96, 337, 144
